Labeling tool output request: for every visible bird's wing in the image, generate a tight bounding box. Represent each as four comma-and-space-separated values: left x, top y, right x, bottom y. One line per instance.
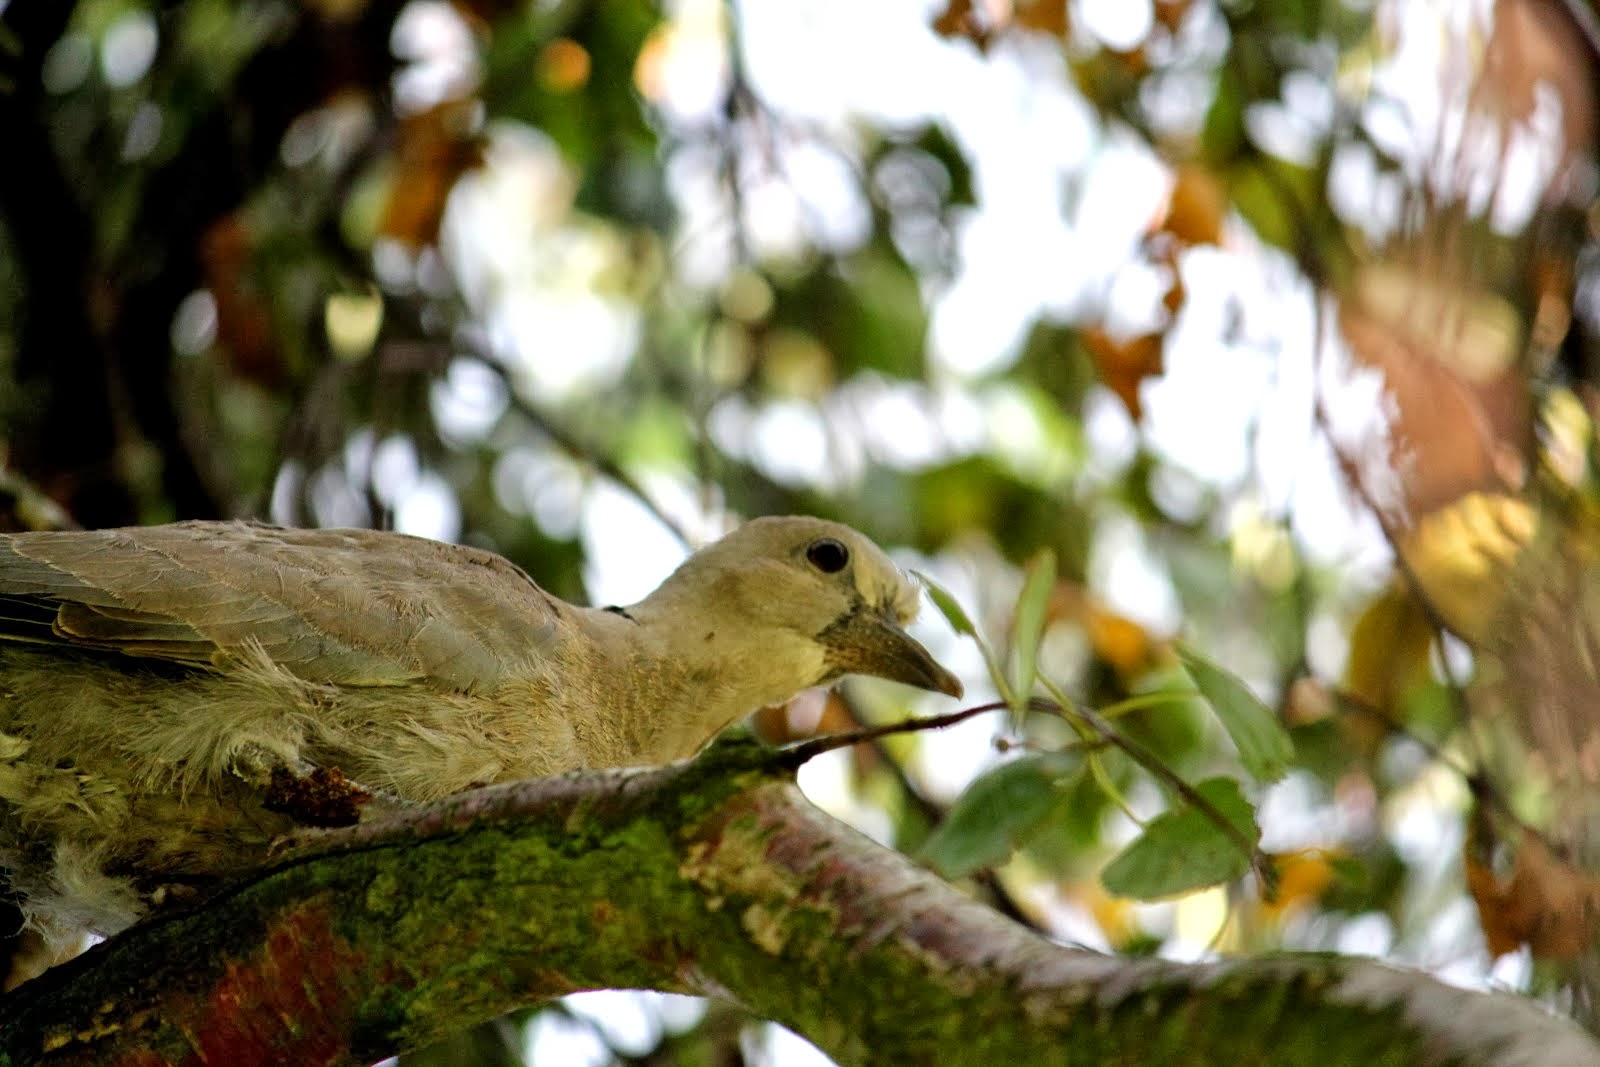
0, 521, 563, 691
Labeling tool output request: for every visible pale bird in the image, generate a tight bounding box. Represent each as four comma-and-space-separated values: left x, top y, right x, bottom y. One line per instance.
0, 516, 960, 954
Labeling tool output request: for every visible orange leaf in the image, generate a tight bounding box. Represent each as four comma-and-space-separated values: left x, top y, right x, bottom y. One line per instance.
1048, 584, 1160, 680
379, 101, 486, 248
1086, 606, 1154, 679
1082, 326, 1164, 419
931, 0, 991, 47
1013, 0, 1069, 36
201, 215, 284, 387
1164, 165, 1227, 246
1466, 823, 1600, 960
1153, 0, 1193, 33
1261, 850, 1336, 919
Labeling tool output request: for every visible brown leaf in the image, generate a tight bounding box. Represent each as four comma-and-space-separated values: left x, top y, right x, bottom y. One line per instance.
1012, 0, 1068, 36
1479, 0, 1597, 163
1082, 326, 1164, 419
1466, 822, 1600, 960
931, 0, 1067, 47
1152, 0, 1193, 34
931, 0, 991, 48
1161, 270, 1187, 318
379, 100, 487, 249
750, 704, 792, 744
751, 691, 858, 747
1163, 165, 1227, 247
201, 215, 284, 387
1337, 275, 1527, 519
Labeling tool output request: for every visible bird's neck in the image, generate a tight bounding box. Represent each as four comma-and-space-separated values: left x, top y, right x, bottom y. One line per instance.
591, 593, 826, 766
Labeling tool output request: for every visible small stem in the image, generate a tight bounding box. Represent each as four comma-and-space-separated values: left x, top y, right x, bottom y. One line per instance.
1329, 684, 1562, 855
829, 690, 1048, 935
1067, 701, 1277, 895
475, 357, 694, 549
774, 701, 1010, 771
1098, 690, 1192, 720
1088, 752, 1143, 826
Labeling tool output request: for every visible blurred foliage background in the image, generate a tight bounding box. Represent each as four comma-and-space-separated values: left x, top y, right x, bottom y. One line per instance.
6, 0, 1600, 1061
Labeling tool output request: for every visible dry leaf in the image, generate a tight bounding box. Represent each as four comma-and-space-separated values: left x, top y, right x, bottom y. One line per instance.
1163, 165, 1227, 247
1466, 822, 1600, 960
201, 215, 284, 387
379, 100, 486, 249
1082, 327, 1164, 420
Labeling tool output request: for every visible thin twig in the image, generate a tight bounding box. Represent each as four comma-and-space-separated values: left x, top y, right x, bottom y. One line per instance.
474, 358, 694, 549
1065, 701, 1277, 894
779, 694, 1278, 896
773, 701, 1010, 771
826, 690, 1048, 934
1307, 292, 1482, 759
1322, 411, 1484, 759
1327, 683, 1561, 855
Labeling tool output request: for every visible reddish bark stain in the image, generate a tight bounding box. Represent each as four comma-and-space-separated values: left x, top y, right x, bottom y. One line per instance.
190, 903, 358, 1064
104, 900, 409, 1067
110, 1052, 170, 1067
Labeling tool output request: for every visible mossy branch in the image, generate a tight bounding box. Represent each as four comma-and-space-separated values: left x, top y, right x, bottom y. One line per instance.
1, 739, 1594, 1066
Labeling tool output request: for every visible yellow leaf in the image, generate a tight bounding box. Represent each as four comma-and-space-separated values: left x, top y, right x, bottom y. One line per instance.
1398, 491, 1536, 643
1261, 850, 1336, 920
1342, 586, 1434, 754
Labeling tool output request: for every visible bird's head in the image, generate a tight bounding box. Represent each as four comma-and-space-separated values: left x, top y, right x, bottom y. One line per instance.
639, 516, 963, 700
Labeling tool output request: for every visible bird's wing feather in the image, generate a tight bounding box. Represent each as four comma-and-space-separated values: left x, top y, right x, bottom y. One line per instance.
0, 522, 563, 691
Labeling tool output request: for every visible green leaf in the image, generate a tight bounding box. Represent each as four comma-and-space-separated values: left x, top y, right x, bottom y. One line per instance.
772, 240, 928, 379
1176, 643, 1294, 783
1227, 155, 1327, 258
1102, 777, 1260, 900
913, 570, 977, 638
1007, 549, 1057, 720
910, 124, 975, 207
914, 570, 1014, 704
920, 751, 1080, 879
1200, 62, 1246, 165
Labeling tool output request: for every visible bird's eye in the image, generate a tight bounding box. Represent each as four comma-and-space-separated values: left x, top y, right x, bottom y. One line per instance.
805, 538, 849, 573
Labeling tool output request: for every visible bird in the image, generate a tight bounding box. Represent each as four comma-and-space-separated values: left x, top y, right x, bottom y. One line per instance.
0, 515, 961, 961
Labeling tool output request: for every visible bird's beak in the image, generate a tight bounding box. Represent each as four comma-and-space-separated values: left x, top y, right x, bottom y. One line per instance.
818, 607, 964, 699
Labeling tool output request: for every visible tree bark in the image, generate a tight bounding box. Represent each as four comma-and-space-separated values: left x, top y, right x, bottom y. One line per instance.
1, 738, 1594, 1066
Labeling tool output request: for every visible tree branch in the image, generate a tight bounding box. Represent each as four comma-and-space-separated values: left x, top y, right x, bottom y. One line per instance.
2, 739, 1594, 1065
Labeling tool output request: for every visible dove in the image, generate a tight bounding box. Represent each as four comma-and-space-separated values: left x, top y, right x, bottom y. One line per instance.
0, 516, 961, 957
